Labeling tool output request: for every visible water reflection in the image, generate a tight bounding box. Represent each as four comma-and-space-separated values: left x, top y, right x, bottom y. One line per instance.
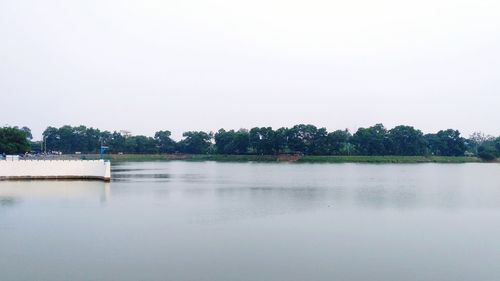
100, 183, 111, 203
355, 185, 388, 208
0, 181, 111, 206
3, 162, 500, 214
112, 168, 161, 172
108, 162, 500, 212
3, 162, 500, 281
113, 173, 171, 179
0, 196, 19, 208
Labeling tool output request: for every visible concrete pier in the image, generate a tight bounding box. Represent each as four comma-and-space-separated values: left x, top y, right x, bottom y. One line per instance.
0, 159, 111, 181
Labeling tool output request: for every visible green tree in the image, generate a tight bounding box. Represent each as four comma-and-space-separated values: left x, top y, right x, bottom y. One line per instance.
133, 136, 158, 154
232, 129, 250, 154
214, 129, 233, 154
20, 126, 33, 140
310, 127, 329, 155
0, 127, 30, 154
107, 131, 127, 153
42, 126, 61, 153
214, 129, 250, 154
42, 125, 103, 153
386, 125, 427, 156
286, 124, 320, 155
273, 127, 289, 154
477, 145, 497, 161
467, 132, 489, 155
327, 129, 352, 155
154, 130, 176, 153
178, 131, 212, 154
426, 129, 466, 156
249, 127, 276, 155
352, 124, 388, 155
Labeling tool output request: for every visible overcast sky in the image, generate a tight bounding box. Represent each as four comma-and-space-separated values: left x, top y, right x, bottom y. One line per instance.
1, 0, 499, 140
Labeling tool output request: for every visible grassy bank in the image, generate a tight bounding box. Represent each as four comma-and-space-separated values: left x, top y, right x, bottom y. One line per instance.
297, 155, 480, 163
88, 154, 484, 163
101, 154, 278, 162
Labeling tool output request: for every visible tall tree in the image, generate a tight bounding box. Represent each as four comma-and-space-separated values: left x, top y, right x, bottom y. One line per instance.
107, 131, 127, 153
0, 127, 30, 154
273, 127, 289, 154
214, 129, 250, 154
467, 132, 494, 155
386, 125, 427, 156
327, 129, 352, 155
249, 127, 276, 155
286, 124, 319, 154
425, 129, 466, 156
132, 135, 158, 154
352, 124, 389, 155
154, 130, 176, 153
20, 126, 33, 140
178, 131, 212, 154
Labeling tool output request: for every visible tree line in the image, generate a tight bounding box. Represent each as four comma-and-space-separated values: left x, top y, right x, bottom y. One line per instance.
1, 124, 500, 160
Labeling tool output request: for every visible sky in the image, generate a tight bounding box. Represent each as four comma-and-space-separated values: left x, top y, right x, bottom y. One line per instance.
1, 0, 499, 140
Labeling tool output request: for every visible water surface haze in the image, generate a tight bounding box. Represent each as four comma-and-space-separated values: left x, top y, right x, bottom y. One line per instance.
1, 162, 500, 281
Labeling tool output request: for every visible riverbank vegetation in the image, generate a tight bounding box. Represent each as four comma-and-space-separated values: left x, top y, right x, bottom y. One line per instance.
99, 154, 480, 163
41, 153, 479, 163
1, 124, 499, 161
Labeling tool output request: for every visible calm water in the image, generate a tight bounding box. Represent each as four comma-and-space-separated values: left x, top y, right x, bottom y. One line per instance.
1, 162, 500, 281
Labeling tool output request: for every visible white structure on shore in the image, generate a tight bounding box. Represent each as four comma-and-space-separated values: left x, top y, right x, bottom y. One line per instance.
0, 159, 111, 181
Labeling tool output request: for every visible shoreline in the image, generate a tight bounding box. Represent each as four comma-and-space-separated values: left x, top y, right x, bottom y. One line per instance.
82, 154, 489, 163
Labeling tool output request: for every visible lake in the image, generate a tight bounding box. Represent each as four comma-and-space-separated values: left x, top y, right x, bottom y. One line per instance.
1, 162, 500, 281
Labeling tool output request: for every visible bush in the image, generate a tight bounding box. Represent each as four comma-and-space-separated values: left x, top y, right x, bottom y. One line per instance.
478, 145, 497, 161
